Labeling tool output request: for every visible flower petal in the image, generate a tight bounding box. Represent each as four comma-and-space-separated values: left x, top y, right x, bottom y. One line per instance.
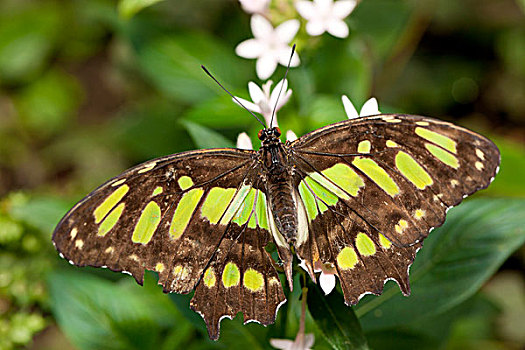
235, 39, 264, 59
286, 130, 298, 141
269, 339, 294, 349
276, 89, 292, 112
270, 79, 288, 107
236, 132, 253, 150
256, 55, 278, 79
232, 96, 262, 113
315, 0, 334, 14
248, 81, 265, 104
251, 14, 274, 39
360, 97, 380, 116
319, 272, 336, 295
332, 0, 357, 18
306, 20, 327, 36
295, 1, 316, 20
239, 0, 270, 14
342, 95, 359, 119
277, 47, 300, 66
327, 19, 349, 38
304, 333, 315, 348
275, 19, 300, 43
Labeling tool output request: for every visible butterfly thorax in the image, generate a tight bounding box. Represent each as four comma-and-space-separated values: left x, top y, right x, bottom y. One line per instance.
259, 128, 298, 243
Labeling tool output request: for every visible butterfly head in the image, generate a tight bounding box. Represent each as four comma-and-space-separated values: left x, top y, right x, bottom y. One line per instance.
258, 127, 281, 145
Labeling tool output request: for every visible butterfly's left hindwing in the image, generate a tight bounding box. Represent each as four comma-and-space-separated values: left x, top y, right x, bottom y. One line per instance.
52, 149, 285, 340
289, 114, 499, 304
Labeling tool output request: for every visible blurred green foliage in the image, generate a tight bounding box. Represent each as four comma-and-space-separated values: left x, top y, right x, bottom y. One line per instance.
0, 0, 524, 349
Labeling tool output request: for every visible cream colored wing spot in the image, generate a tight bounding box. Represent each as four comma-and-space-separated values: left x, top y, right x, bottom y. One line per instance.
337, 247, 358, 270
358, 140, 371, 153
75, 239, 84, 249
414, 209, 425, 220
475, 161, 484, 171
425, 143, 460, 169
70, 227, 78, 240
155, 263, 165, 273
222, 262, 240, 288
386, 140, 399, 148
395, 151, 433, 189
129, 254, 139, 262
378, 234, 392, 249
395, 219, 409, 234
111, 179, 126, 187
203, 268, 216, 288
173, 265, 189, 280
475, 149, 485, 160
169, 188, 204, 239
138, 162, 156, 174
243, 268, 264, 292
352, 158, 400, 197
132, 201, 162, 245
178, 176, 194, 191
105, 246, 114, 254
385, 118, 401, 123
98, 203, 125, 237
269, 277, 280, 286
355, 232, 376, 256
416, 121, 430, 126
416, 127, 457, 154
94, 184, 129, 224
451, 179, 459, 187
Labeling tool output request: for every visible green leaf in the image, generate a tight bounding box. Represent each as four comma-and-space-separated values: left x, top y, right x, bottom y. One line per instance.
48, 269, 184, 350
136, 33, 251, 104
180, 120, 234, 149
355, 198, 525, 331
307, 283, 369, 350
118, 0, 165, 19
0, 4, 62, 84
7, 194, 71, 235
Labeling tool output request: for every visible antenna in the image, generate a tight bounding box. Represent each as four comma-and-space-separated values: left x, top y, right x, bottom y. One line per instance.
201, 65, 266, 128
269, 44, 296, 129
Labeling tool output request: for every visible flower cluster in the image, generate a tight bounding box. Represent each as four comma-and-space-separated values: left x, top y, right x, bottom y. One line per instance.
236, 0, 357, 79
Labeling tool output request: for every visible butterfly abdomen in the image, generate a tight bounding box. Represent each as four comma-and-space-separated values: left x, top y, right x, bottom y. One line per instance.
267, 172, 297, 242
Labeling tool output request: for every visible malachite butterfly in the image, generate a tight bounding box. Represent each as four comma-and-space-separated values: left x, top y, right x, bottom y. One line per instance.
53, 113, 500, 340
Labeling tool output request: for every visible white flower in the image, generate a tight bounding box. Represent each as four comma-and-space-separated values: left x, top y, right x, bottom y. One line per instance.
236, 15, 300, 79
239, 0, 270, 14
296, 0, 356, 38
342, 95, 380, 119
286, 130, 298, 142
270, 333, 315, 350
233, 79, 292, 127
299, 259, 337, 295
236, 132, 253, 149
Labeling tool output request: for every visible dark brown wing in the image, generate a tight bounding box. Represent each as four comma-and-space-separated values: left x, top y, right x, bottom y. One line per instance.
52, 148, 285, 340
288, 114, 499, 304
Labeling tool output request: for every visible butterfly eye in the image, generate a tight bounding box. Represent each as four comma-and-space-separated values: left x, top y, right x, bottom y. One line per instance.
258, 129, 266, 140
274, 127, 281, 137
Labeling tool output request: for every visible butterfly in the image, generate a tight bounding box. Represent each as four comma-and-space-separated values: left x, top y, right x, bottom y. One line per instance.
52, 113, 500, 340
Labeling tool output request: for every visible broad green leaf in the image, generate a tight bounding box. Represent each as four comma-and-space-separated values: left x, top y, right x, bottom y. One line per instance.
7, 194, 71, 235
180, 120, 234, 149
483, 137, 525, 197
118, 0, 165, 19
308, 95, 347, 130
15, 69, 82, 138
48, 269, 183, 350
0, 4, 62, 83
136, 33, 250, 104
355, 199, 525, 331
182, 94, 253, 128
307, 283, 369, 350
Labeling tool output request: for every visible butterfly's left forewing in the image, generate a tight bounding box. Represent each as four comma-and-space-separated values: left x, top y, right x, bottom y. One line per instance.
289, 114, 499, 304
52, 148, 285, 340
